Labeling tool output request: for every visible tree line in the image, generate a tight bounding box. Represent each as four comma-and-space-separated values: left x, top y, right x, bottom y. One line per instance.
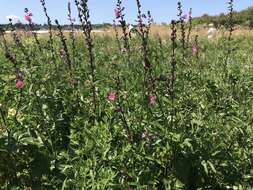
193, 6, 253, 28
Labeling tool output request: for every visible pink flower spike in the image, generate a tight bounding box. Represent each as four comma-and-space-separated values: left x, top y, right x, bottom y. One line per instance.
107, 92, 117, 103
16, 80, 25, 89
149, 95, 157, 105
192, 47, 198, 55
115, 8, 121, 19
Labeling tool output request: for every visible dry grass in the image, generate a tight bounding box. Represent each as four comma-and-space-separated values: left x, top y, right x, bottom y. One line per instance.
3, 24, 253, 41
104, 24, 253, 39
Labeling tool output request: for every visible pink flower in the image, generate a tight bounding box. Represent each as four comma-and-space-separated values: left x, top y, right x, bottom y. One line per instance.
115, 8, 121, 19
24, 9, 33, 22
16, 80, 24, 89
24, 15, 31, 22
181, 14, 188, 22
149, 95, 157, 105
192, 47, 198, 55
27, 12, 33, 17
107, 92, 117, 103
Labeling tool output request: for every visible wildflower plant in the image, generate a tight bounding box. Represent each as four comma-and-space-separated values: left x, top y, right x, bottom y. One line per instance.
39, 0, 55, 62
169, 20, 177, 128
135, 0, 155, 104
223, 0, 235, 79
75, 0, 97, 124
114, 0, 130, 53
67, 0, 77, 64
177, 1, 186, 58
24, 8, 42, 51
186, 8, 193, 44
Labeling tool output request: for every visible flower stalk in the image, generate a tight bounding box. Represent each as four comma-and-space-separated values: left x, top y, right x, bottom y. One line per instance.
75, 0, 97, 123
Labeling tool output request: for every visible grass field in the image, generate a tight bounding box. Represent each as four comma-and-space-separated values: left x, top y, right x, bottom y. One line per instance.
2, 24, 253, 40
0, 1, 253, 190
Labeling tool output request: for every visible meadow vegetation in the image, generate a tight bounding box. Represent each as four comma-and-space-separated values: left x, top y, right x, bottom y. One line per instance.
0, 0, 253, 189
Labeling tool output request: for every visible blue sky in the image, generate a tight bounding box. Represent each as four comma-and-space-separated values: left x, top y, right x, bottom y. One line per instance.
0, 0, 252, 24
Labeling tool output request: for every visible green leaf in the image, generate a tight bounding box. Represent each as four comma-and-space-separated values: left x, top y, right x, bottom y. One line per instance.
61, 178, 68, 190
201, 161, 208, 175
207, 161, 217, 173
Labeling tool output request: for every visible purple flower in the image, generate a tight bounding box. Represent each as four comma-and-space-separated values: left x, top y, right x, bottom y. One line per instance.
115, 8, 121, 19
24, 15, 32, 22
107, 92, 117, 103
16, 80, 25, 89
192, 47, 198, 55
24, 8, 33, 23
149, 95, 157, 105
181, 14, 188, 21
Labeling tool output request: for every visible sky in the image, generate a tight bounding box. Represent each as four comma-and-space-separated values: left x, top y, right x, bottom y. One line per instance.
0, 0, 253, 24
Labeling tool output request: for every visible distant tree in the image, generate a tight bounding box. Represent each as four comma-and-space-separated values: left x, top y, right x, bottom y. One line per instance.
192, 6, 253, 28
